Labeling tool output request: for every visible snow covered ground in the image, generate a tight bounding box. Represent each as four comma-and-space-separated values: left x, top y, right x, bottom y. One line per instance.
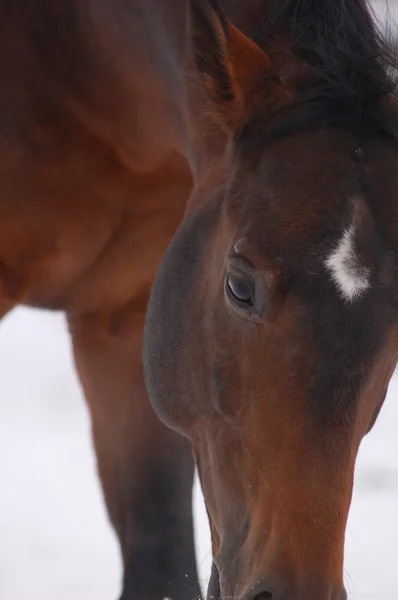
0, 306, 398, 600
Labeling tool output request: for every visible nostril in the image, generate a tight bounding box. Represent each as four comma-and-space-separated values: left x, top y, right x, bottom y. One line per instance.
252, 583, 347, 600
248, 576, 284, 599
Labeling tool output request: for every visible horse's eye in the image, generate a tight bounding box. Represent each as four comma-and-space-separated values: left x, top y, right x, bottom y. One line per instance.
226, 274, 254, 307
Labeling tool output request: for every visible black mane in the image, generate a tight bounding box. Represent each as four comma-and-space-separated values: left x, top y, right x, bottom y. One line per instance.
215, 0, 398, 139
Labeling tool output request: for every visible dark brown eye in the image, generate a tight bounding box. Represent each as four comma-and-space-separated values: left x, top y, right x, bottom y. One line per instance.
226, 274, 254, 307
225, 256, 267, 319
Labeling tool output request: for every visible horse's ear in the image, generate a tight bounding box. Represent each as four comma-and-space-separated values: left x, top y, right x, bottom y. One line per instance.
190, 0, 275, 127
191, 0, 236, 104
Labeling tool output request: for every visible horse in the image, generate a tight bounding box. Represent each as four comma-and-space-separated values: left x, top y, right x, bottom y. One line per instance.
1, 0, 397, 599
144, 1, 398, 599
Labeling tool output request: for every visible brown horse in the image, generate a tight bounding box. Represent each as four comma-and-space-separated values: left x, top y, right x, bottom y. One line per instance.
144, 1, 398, 600
1, 0, 397, 599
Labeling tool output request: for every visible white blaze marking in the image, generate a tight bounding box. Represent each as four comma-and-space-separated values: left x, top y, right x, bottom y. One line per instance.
325, 224, 370, 303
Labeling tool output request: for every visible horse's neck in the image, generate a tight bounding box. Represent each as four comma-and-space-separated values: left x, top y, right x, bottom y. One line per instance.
2, 0, 192, 173
90, 0, 194, 170
71, 0, 193, 171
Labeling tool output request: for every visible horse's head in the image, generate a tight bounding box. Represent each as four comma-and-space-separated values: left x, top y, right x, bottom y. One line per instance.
145, 1, 398, 598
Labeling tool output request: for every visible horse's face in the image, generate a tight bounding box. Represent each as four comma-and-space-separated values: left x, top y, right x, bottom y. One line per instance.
145, 125, 398, 599
144, 3, 398, 598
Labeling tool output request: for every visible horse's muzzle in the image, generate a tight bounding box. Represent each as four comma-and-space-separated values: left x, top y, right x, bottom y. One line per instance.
241, 575, 348, 600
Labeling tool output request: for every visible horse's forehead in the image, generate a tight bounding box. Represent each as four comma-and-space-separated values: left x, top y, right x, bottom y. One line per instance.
232, 134, 398, 295
235, 184, 381, 306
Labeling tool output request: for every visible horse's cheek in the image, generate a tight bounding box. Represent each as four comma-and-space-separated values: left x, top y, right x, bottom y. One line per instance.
143, 205, 218, 434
